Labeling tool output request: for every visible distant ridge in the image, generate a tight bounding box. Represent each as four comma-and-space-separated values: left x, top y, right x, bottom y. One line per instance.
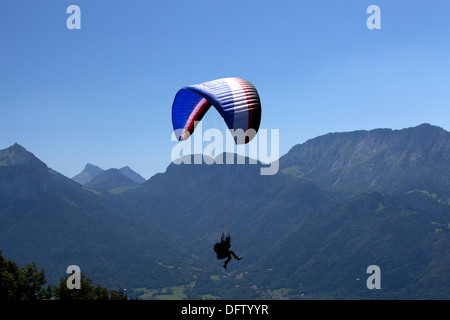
280, 123, 450, 202
72, 163, 104, 185
71, 163, 146, 188
118, 166, 146, 183
85, 168, 139, 192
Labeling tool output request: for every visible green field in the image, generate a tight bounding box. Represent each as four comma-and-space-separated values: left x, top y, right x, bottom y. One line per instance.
131, 273, 294, 300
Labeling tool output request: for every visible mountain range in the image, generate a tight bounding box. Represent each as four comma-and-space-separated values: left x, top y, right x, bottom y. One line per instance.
0, 123, 449, 299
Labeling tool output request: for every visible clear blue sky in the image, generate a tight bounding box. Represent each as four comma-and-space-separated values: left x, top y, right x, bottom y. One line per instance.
1, 0, 449, 179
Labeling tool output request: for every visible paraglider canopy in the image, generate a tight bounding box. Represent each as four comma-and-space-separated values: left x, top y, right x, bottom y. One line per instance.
171, 77, 261, 144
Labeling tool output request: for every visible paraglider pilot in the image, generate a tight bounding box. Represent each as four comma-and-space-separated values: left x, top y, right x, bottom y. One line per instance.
214, 234, 242, 269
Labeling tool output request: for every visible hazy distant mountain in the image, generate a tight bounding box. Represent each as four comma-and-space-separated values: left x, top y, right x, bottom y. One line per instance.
72, 164, 145, 189
280, 123, 450, 202
119, 166, 146, 184
71, 163, 104, 185
84, 168, 139, 192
